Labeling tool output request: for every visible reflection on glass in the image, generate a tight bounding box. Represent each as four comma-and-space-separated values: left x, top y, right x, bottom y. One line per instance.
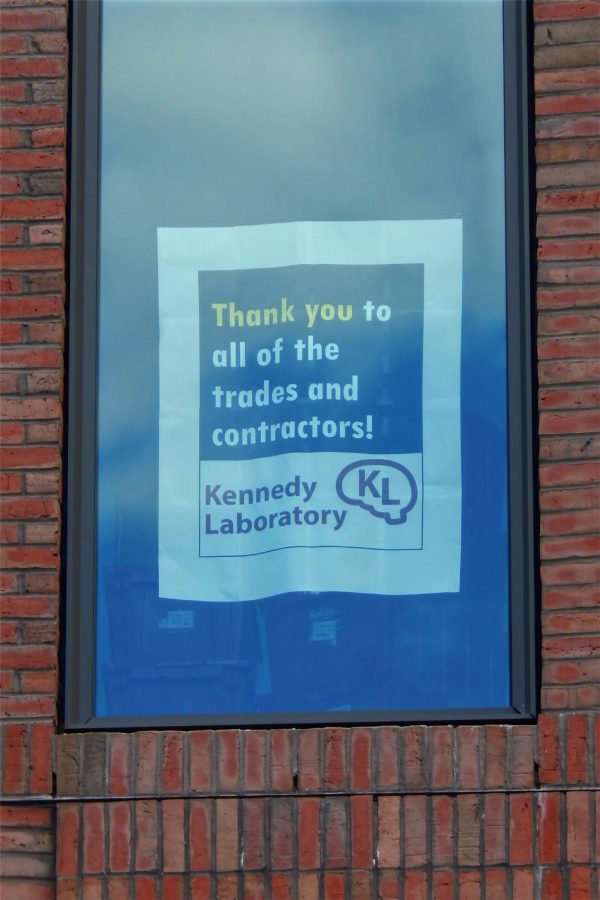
96, 0, 509, 718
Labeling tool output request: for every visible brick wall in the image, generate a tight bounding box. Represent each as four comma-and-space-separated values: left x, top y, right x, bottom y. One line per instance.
0, 0, 598, 897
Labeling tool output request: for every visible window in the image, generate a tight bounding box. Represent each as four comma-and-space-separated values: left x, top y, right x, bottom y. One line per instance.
66, 0, 536, 727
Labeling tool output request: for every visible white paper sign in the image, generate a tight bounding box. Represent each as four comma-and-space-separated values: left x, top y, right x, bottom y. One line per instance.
158, 220, 462, 602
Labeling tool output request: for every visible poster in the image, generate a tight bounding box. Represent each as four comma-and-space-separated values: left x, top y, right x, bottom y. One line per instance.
158, 220, 462, 602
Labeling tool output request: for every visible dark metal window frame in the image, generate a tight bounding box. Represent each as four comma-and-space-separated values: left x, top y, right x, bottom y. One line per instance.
65, 0, 537, 730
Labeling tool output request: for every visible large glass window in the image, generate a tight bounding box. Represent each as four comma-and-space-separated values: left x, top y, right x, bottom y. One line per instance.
67, 0, 535, 726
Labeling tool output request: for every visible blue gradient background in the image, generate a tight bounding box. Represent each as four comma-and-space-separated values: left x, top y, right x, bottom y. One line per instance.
95, 0, 509, 717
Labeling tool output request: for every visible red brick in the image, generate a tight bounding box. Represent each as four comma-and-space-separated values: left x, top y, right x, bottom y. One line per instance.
567, 714, 590, 783
0, 497, 59, 519
0, 225, 23, 245
298, 729, 321, 792
351, 871, 372, 899
134, 800, 158, 873
1, 247, 63, 271
135, 732, 158, 795
541, 486, 600, 514
322, 874, 345, 899
0, 645, 55, 670
21, 671, 56, 693
270, 798, 293, 870
2, 546, 58, 568
1, 397, 61, 420
404, 870, 428, 899
540, 461, 600, 488
0, 695, 55, 716
538, 714, 562, 784
298, 872, 319, 899
538, 286, 600, 310
270, 873, 293, 900
567, 791, 591, 862
537, 161, 600, 189
483, 794, 506, 865
162, 875, 184, 900
538, 262, 600, 284
431, 727, 455, 788
537, 138, 600, 164
161, 731, 183, 793
0, 622, 19, 644
2, 347, 62, 369
570, 868, 594, 900
0, 369, 20, 394
0, 423, 24, 445
537, 116, 600, 142
457, 795, 479, 867
109, 733, 130, 796
108, 877, 130, 900
0, 524, 19, 544
432, 871, 454, 900
377, 796, 400, 868
298, 797, 320, 870
540, 412, 600, 438
538, 188, 600, 213
509, 794, 533, 865
0, 596, 54, 618
539, 312, 600, 337
0, 9, 67, 30
83, 804, 105, 874
270, 730, 293, 791
189, 876, 211, 899
189, 731, 213, 793
542, 511, 600, 538
162, 799, 185, 872
403, 796, 427, 868
31, 127, 66, 148
190, 799, 212, 871
544, 634, 600, 658
324, 727, 346, 789
378, 869, 400, 900
537, 791, 561, 865
457, 726, 480, 789
109, 802, 131, 873
512, 868, 535, 899
29, 721, 52, 794
0, 84, 27, 104
534, 1, 600, 20
546, 658, 600, 684
244, 873, 267, 899
56, 804, 79, 876
0, 198, 64, 220
2, 720, 27, 794
376, 726, 399, 788
0, 58, 64, 78
241, 798, 264, 870
541, 561, 600, 587
1, 150, 65, 173
350, 728, 371, 790
538, 212, 600, 237
402, 726, 426, 788
215, 798, 238, 871
509, 726, 535, 788
217, 730, 239, 792
432, 796, 453, 866
350, 795, 372, 869
242, 730, 265, 792
596, 719, 600, 785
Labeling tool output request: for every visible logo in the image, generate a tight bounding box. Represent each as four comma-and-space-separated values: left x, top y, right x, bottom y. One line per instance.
335, 459, 418, 524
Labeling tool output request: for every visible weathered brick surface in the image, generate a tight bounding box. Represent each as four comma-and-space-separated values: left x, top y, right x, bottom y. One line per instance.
0, 0, 598, 896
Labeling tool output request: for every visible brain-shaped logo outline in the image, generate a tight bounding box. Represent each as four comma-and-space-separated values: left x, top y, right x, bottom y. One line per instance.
335, 458, 418, 525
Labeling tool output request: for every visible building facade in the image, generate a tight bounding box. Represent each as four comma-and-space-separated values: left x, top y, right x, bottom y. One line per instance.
0, 0, 599, 896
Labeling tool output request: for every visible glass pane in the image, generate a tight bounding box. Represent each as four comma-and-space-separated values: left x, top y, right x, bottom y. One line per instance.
95, 0, 509, 718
